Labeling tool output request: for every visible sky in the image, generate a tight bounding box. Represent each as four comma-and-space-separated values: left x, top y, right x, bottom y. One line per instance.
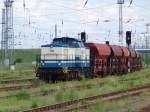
0, 0, 150, 48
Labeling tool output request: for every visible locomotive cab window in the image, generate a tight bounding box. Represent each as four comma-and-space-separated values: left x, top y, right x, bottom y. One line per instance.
52, 37, 85, 48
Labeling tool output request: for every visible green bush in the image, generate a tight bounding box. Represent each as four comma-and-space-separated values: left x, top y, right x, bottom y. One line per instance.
13, 49, 40, 63
55, 92, 63, 102
64, 89, 78, 100
16, 91, 31, 100
31, 102, 38, 108
15, 58, 22, 63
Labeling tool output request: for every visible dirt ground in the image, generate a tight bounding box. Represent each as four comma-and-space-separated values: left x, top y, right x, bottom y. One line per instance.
133, 98, 150, 112
138, 105, 150, 112
76, 92, 150, 112
122, 92, 150, 112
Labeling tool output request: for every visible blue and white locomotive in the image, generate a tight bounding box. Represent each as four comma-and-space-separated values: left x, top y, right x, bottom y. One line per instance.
36, 37, 90, 82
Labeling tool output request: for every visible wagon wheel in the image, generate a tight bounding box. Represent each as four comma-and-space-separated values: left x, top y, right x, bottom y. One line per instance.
75, 71, 82, 80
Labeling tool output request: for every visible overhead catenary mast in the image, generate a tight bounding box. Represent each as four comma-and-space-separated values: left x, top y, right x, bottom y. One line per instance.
1, 0, 14, 67
1, 9, 6, 63
117, 0, 124, 45
55, 24, 57, 38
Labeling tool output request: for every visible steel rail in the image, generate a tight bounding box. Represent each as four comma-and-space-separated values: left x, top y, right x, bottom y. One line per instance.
0, 84, 37, 91
0, 78, 36, 84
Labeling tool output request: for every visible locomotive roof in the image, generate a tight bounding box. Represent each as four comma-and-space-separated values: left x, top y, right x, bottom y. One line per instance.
41, 37, 84, 48
53, 37, 81, 42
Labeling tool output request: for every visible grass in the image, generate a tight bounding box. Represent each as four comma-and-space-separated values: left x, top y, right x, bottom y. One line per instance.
0, 68, 149, 111
88, 101, 118, 112
31, 102, 38, 108
12, 49, 40, 63
15, 91, 31, 100
0, 70, 34, 78
142, 54, 150, 64
0, 49, 40, 70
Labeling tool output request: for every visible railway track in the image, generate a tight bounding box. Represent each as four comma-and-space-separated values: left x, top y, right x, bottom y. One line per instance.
0, 74, 150, 99
0, 82, 104, 99
22, 83, 150, 112
0, 74, 149, 87
0, 71, 34, 80
0, 84, 37, 91
0, 78, 36, 84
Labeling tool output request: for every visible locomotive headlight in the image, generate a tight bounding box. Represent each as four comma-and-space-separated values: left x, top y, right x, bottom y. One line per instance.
58, 61, 62, 65
63, 67, 69, 74
42, 62, 45, 65
41, 61, 45, 65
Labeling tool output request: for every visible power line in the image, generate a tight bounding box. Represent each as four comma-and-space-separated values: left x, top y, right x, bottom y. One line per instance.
128, 0, 133, 7
83, 0, 88, 8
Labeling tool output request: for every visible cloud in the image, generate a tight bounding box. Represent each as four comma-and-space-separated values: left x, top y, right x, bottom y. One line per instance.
0, 0, 149, 48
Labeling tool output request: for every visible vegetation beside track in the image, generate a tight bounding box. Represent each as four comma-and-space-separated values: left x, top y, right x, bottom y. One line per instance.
142, 54, 150, 65
0, 49, 40, 70
12, 49, 40, 63
86, 91, 150, 112
0, 68, 149, 111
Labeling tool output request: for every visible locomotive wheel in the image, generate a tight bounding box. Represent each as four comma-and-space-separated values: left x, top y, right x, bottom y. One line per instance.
39, 73, 43, 81
74, 71, 82, 80
65, 74, 70, 81
98, 72, 104, 77
39, 74, 43, 80
45, 74, 49, 83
